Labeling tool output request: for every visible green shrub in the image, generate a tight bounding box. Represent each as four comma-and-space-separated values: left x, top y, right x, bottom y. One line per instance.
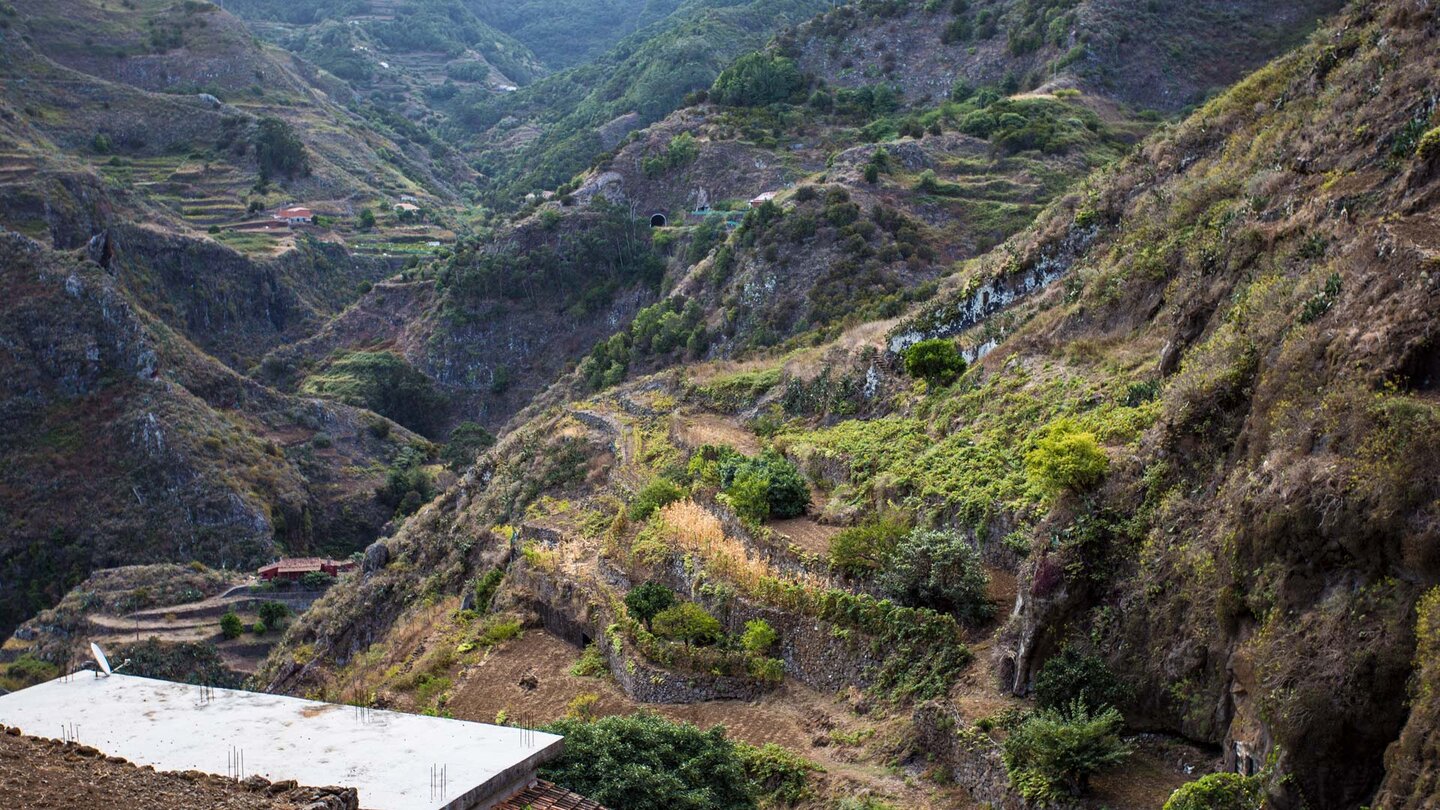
624, 581, 677, 629
878, 529, 993, 624
829, 514, 909, 576
540, 714, 753, 810
1002, 701, 1131, 800
740, 619, 778, 656
653, 602, 722, 648
630, 478, 686, 521
1025, 419, 1109, 495
719, 451, 809, 521
219, 611, 243, 639
571, 643, 609, 678
1163, 772, 1264, 810
1035, 647, 1129, 713
1415, 126, 1440, 161
737, 742, 820, 806
257, 601, 290, 628
472, 567, 505, 614
1, 654, 58, 690
251, 619, 268, 635
358, 207, 376, 229
903, 339, 967, 386
300, 571, 335, 588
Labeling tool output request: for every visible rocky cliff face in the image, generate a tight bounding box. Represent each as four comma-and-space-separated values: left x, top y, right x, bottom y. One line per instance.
0, 232, 419, 639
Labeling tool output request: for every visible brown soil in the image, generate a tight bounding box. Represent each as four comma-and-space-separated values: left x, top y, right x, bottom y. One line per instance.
0, 728, 349, 809
767, 517, 841, 557
444, 630, 979, 808
674, 413, 762, 456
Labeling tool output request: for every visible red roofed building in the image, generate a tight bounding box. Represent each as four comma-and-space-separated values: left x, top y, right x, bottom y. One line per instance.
257, 557, 356, 582
274, 206, 313, 226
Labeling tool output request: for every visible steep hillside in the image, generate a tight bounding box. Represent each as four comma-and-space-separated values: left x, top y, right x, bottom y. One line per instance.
0, 232, 425, 640
0, 0, 468, 367
227, 0, 546, 123
462, 0, 835, 205
791, 0, 1345, 112
470, 0, 687, 70
246, 0, 1440, 807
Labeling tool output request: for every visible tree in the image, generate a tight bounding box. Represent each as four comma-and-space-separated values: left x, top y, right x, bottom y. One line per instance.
1035, 647, 1128, 713
719, 451, 809, 522
1025, 419, 1109, 495
652, 602, 722, 648
829, 514, 909, 577
878, 528, 993, 624
624, 582, 676, 629
219, 611, 243, 640
252, 117, 309, 179
711, 52, 804, 107
1002, 701, 1131, 801
358, 207, 377, 230
740, 619, 777, 656
256, 600, 290, 629
1164, 773, 1263, 810
903, 339, 967, 386
540, 714, 755, 810
441, 421, 497, 471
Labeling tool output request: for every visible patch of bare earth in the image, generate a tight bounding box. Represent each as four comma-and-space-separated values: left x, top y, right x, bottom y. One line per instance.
0, 728, 353, 809
767, 517, 841, 557
674, 413, 761, 456
445, 630, 979, 808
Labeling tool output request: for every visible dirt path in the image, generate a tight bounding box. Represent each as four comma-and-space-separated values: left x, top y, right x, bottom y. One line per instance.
767, 517, 841, 557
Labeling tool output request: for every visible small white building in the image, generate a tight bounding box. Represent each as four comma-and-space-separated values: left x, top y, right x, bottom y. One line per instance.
0, 673, 569, 810
274, 206, 314, 226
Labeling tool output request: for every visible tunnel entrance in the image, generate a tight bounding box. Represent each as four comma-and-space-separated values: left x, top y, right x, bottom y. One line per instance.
650, 213, 667, 227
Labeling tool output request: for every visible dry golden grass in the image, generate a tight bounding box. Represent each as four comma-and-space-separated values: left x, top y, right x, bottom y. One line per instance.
654, 501, 830, 594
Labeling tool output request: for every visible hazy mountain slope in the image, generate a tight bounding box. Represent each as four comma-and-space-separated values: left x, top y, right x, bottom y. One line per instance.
469, 0, 686, 70
462, 0, 835, 204
250, 0, 1440, 806
0, 0, 464, 367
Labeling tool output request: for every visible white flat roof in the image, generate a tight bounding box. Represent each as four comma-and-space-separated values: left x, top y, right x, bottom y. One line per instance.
0, 674, 564, 810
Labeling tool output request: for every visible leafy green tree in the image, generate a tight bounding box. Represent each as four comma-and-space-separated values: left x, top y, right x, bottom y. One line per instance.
878, 529, 993, 624
630, 478, 686, 521
903, 339, 967, 385
740, 619, 777, 656
653, 602, 722, 648
736, 742, 818, 806
624, 581, 677, 629
252, 117, 309, 179
829, 514, 909, 576
358, 207, 377, 230
719, 451, 809, 521
1163, 773, 1264, 810
1025, 419, 1109, 495
257, 601, 290, 629
711, 52, 804, 107
1002, 701, 1131, 801
722, 469, 773, 523
219, 611, 243, 639
540, 713, 755, 810
1035, 647, 1128, 713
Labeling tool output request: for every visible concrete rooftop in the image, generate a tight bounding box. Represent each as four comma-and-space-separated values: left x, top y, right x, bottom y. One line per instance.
0, 673, 564, 810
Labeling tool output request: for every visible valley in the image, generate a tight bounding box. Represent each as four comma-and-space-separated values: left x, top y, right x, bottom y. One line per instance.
1, 0, 1438, 808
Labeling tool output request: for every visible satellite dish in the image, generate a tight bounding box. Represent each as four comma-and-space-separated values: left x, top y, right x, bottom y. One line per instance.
91, 642, 113, 676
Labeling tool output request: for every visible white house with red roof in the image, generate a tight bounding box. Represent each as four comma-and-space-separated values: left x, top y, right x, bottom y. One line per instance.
274, 206, 313, 226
